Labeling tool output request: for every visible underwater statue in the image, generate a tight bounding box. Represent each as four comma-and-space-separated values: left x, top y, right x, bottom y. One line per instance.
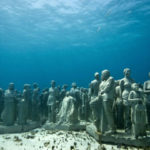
47, 80, 57, 123
143, 72, 150, 124
89, 72, 101, 128
80, 88, 89, 121
114, 80, 124, 129
1, 83, 17, 126
99, 70, 116, 134
57, 92, 78, 125
131, 100, 147, 139
60, 84, 68, 101
70, 82, 81, 119
31, 83, 40, 121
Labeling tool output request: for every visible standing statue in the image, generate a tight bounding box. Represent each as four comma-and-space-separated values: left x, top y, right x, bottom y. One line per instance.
31, 83, 40, 121
47, 80, 57, 123
57, 92, 78, 125
99, 70, 116, 134
143, 72, 150, 124
89, 72, 101, 128
60, 84, 68, 101
114, 80, 124, 129
70, 82, 81, 119
122, 82, 132, 132
132, 100, 147, 139
128, 83, 144, 126
1, 83, 17, 126
80, 88, 89, 121
0, 88, 4, 121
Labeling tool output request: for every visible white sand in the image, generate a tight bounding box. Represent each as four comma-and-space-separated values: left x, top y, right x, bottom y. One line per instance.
0, 129, 143, 150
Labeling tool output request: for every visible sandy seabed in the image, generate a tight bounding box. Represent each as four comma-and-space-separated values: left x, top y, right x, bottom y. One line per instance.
0, 128, 145, 150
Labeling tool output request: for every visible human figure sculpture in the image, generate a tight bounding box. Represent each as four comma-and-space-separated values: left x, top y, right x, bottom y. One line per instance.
99, 70, 116, 134
122, 82, 131, 132
0, 88, 4, 121
60, 84, 68, 100
40, 88, 49, 119
128, 83, 144, 130
114, 80, 124, 129
70, 82, 81, 119
47, 80, 57, 123
31, 83, 40, 121
131, 100, 147, 139
81, 88, 89, 121
89, 72, 101, 128
143, 72, 150, 124
57, 92, 78, 125
1, 83, 17, 126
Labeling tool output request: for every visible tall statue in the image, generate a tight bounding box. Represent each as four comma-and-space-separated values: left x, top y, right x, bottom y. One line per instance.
122, 82, 131, 132
99, 70, 116, 134
143, 72, 150, 124
89, 72, 101, 128
114, 80, 124, 129
57, 92, 78, 125
70, 82, 81, 119
47, 80, 57, 123
31, 83, 40, 121
1, 83, 17, 126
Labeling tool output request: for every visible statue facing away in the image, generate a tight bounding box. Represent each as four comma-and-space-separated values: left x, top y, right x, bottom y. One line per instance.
57, 92, 78, 125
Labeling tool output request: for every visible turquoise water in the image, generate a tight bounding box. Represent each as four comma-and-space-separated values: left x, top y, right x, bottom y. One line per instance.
0, 0, 150, 89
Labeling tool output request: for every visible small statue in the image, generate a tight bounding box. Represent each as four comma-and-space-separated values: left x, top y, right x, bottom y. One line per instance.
1, 83, 17, 126
47, 80, 57, 123
143, 72, 150, 124
31, 83, 40, 121
99, 70, 116, 134
131, 100, 147, 139
89, 72, 101, 128
60, 84, 68, 101
57, 92, 78, 125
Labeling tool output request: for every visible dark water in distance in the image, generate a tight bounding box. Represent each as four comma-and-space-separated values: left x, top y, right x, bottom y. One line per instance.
0, 0, 150, 90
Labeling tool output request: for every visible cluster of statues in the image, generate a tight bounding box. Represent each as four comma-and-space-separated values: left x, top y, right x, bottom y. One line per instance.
0, 68, 150, 139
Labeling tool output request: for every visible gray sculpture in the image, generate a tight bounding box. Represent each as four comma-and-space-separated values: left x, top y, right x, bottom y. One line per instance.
114, 80, 124, 129
1, 83, 17, 126
31, 83, 40, 121
132, 100, 147, 139
89, 72, 101, 128
57, 92, 78, 125
143, 72, 150, 124
47, 80, 57, 123
60, 84, 68, 100
99, 70, 116, 134
122, 82, 131, 132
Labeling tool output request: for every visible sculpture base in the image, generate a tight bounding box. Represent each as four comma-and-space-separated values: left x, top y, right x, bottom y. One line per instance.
86, 123, 150, 147
0, 120, 41, 134
43, 121, 86, 131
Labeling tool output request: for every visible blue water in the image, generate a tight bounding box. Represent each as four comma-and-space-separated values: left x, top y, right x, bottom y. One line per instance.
0, 0, 150, 90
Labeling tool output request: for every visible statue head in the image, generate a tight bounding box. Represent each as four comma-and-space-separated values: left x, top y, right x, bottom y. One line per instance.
51, 80, 56, 88
101, 70, 110, 81
132, 83, 139, 91
66, 91, 70, 97
72, 82, 77, 88
123, 68, 131, 78
62, 84, 68, 89
33, 83, 38, 89
94, 72, 99, 80
9, 83, 15, 91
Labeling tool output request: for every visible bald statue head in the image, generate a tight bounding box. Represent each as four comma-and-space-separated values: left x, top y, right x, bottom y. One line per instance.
94, 72, 99, 80
101, 70, 110, 81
